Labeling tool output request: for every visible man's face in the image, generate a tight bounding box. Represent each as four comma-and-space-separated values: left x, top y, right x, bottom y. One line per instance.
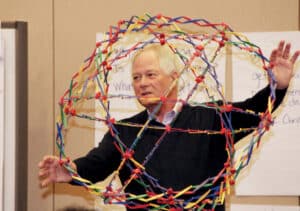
132, 50, 175, 110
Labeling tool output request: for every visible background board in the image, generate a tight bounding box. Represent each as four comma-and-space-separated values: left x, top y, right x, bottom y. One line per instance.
232, 31, 300, 196
0, 22, 27, 211
0, 27, 17, 211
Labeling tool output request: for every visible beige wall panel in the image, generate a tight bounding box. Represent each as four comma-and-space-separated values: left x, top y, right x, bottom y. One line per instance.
0, 0, 54, 211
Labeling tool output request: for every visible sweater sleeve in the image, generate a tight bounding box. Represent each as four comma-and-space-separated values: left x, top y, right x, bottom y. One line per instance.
73, 130, 121, 184
228, 86, 287, 143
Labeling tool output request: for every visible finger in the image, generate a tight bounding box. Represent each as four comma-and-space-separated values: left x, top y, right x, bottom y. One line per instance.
269, 49, 278, 63
40, 177, 53, 188
277, 40, 285, 57
38, 156, 58, 168
38, 159, 51, 168
38, 168, 49, 178
290, 50, 300, 64
282, 43, 291, 59
40, 168, 58, 187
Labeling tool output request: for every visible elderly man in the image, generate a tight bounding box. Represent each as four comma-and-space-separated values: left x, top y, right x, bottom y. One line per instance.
39, 41, 299, 211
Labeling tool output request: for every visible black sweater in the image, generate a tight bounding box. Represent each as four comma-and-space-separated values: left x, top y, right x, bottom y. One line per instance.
74, 86, 286, 211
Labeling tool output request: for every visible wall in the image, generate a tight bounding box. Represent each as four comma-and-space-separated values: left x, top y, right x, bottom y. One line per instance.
0, 0, 299, 210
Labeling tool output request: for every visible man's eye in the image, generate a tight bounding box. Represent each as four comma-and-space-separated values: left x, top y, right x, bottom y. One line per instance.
133, 76, 140, 81
147, 73, 156, 78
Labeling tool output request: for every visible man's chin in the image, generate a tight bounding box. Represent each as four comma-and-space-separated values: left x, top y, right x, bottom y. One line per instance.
138, 97, 160, 109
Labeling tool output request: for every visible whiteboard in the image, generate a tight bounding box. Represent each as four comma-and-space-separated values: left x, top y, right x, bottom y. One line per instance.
0, 27, 17, 211
0, 26, 4, 211
0, 21, 27, 211
232, 31, 300, 195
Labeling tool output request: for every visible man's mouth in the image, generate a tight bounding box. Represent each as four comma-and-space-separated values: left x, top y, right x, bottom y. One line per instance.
141, 92, 152, 97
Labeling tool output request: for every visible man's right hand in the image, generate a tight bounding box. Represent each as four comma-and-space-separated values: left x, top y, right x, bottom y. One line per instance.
38, 156, 76, 187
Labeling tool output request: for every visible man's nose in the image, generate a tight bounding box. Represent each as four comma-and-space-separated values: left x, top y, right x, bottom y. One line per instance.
140, 76, 150, 87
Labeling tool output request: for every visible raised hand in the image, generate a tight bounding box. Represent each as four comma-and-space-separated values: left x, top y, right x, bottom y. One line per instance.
269, 40, 300, 89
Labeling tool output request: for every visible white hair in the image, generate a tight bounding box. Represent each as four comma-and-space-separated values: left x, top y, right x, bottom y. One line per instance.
132, 43, 183, 75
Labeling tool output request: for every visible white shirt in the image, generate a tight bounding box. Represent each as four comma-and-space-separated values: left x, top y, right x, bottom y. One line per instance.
161, 101, 183, 125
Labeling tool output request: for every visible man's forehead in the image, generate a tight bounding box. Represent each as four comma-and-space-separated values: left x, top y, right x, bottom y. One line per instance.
134, 49, 157, 61
133, 50, 159, 67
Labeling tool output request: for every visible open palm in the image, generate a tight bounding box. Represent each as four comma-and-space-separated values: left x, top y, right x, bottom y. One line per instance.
270, 41, 300, 89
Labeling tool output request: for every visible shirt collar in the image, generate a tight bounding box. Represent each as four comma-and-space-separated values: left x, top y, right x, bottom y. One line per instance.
147, 101, 183, 125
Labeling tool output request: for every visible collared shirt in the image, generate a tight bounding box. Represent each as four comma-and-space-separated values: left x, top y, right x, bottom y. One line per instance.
161, 101, 183, 125
147, 101, 183, 125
